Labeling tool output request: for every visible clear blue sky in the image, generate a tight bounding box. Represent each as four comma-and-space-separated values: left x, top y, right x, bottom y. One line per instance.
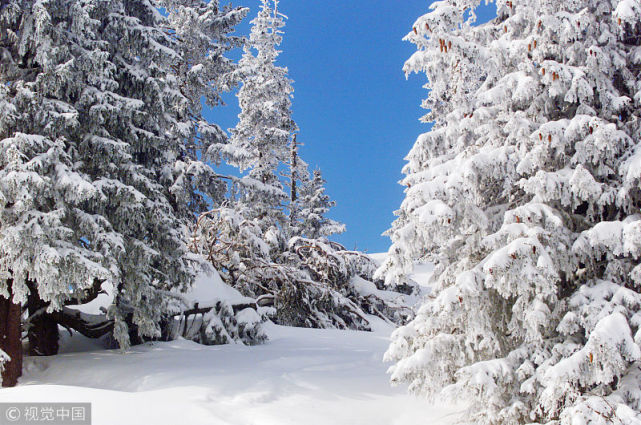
209, 1, 496, 253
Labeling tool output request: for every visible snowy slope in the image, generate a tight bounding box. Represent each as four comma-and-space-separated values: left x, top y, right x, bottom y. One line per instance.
3, 321, 462, 425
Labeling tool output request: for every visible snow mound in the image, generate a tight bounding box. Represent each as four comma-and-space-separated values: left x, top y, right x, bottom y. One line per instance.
184, 268, 254, 307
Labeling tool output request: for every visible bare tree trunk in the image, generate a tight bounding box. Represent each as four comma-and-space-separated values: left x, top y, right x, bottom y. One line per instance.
291, 134, 298, 204
0, 279, 22, 387
289, 134, 298, 228
27, 281, 59, 356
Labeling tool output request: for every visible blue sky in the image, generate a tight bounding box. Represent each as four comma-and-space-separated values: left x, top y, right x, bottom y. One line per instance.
209, 1, 496, 253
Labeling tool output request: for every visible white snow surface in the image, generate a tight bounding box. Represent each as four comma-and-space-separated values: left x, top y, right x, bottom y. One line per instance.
69, 268, 253, 316
185, 268, 255, 306
367, 252, 389, 266
370, 252, 435, 288
3, 321, 461, 425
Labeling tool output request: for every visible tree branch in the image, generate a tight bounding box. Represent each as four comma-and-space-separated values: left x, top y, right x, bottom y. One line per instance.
49, 307, 114, 339
65, 278, 107, 306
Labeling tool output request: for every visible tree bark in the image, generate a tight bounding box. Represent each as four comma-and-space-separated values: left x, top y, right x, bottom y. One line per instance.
179, 301, 258, 317
289, 134, 298, 227
27, 281, 59, 356
49, 308, 114, 339
0, 279, 23, 387
24, 278, 107, 354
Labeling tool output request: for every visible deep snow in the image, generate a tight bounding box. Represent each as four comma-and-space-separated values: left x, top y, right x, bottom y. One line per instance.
2, 320, 460, 425
2, 256, 449, 425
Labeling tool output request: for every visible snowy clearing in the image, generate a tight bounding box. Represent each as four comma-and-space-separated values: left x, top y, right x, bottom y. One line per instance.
2, 320, 461, 425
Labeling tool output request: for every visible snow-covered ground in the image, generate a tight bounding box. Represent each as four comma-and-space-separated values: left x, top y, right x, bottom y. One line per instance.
2, 255, 451, 425
3, 320, 461, 425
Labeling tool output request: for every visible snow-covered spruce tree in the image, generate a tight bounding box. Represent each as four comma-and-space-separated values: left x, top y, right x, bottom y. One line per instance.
295, 168, 346, 239
147, 0, 268, 348
201, 0, 303, 319
160, 0, 248, 217
197, 0, 292, 305
224, 0, 295, 236
378, 1, 641, 424
0, 0, 123, 385
0, 0, 245, 386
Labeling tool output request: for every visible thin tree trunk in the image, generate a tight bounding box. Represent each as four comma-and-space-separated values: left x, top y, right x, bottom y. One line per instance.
291, 134, 298, 204
0, 279, 23, 387
290, 134, 298, 228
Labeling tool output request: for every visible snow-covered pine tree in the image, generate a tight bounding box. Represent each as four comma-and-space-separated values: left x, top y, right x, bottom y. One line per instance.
379, 1, 641, 424
0, 0, 245, 386
194, 0, 294, 302
146, 0, 269, 348
0, 0, 124, 386
295, 168, 346, 240
225, 0, 296, 237
160, 0, 248, 216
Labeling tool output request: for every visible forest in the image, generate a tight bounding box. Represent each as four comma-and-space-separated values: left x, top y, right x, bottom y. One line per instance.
0, 1, 640, 425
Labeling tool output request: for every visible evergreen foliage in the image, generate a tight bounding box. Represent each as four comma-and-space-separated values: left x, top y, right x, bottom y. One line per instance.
224, 0, 295, 234
295, 169, 346, 240
379, 1, 641, 424
0, 0, 247, 385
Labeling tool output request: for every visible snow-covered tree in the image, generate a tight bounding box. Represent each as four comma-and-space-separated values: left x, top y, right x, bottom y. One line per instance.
379, 1, 641, 424
160, 0, 248, 215
191, 207, 411, 330
224, 0, 296, 235
221, 0, 342, 242
0, 0, 133, 385
0, 0, 246, 386
295, 168, 346, 239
